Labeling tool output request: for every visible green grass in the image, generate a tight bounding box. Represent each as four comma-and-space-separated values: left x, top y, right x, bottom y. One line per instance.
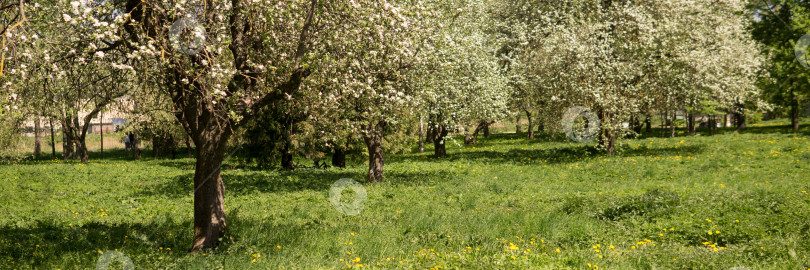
1, 120, 810, 269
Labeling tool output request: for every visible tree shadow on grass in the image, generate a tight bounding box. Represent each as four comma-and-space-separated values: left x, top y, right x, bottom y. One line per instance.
394, 143, 706, 166
0, 218, 190, 269
132, 166, 457, 199
0, 211, 323, 269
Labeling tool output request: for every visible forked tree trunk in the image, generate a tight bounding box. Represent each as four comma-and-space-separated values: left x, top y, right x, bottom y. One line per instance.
34, 117, 41, 157
190, 133, 230, 253
364, 121, 386, 183
465, 121, 488, 145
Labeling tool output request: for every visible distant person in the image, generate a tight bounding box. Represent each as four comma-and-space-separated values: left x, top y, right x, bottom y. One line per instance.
124, 134, 131, 151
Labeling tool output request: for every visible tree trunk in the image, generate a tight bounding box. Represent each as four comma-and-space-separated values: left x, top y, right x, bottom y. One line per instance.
632, 115, 643, 134
61, 118, 75, 160
597, 108, 616, 153
418, 116, 424, 153
425, 124, 434, 144
791, 95, 800, 132
186, 135, 194, 158
735, 104, 747, 131
332, 147, 346, 168
132, 133, 141, 159
687, 112, 696, 136
670, 111, 676, 138
432, 119, 448, 158
153, 136, 160, 158
364, 121, 386, 183
515, 114, 522, 133
49, 118, 56, 158
34, 117, 41, 157
525, 110, 534, 140
170, 134, 177, 159
190, 136, 229, 254
76, 139, 89, 163
483, 121, 490, 138
281, 144, 295, 170
100, 110, 104, 160
466, 121, 488, 145
644, 114, 652, 134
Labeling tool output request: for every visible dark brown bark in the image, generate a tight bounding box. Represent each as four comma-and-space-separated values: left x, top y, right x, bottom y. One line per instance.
430, 116, 448, 158
632, 115, 643, 134
418, 117, 424, 153
153, 136, 160, 158
515, 114, 522, 133
124, 0, 319, 253
644, 114, 652, 134
734, 103, 747, 131
332, 147, 346, 168
483, 122, 490, 138
61, 118, 75, 160
687, 112, 696, 136
465, 121, 489, 145
49, 118, 56, 158
132, 133, 141, 159
281, 152, 295, 170
791, 95, 800, 131
170, 134, 177, 159
525, 110, 534, 140
364, 121, 386, 183
33, 117, 41, 157
425, 125, 435, 144
191, 132, 229, 254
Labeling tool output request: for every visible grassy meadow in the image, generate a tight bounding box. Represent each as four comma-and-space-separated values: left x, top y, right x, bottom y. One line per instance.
1, 119, 809, 269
